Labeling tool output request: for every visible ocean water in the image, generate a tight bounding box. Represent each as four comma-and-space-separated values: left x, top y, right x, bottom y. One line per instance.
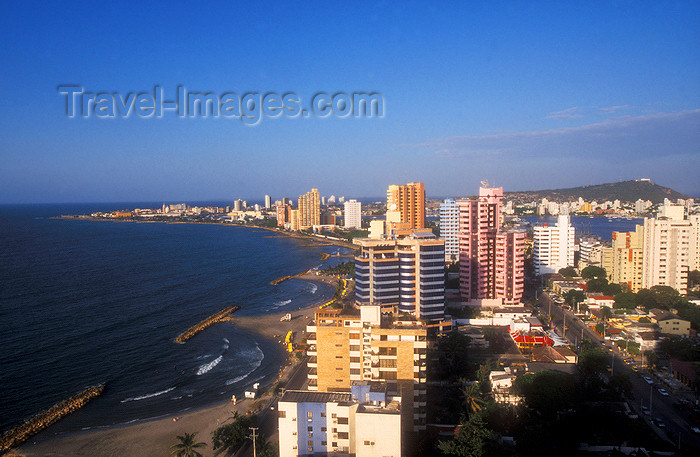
0, 204, 351, 438
521, 216, 645, 241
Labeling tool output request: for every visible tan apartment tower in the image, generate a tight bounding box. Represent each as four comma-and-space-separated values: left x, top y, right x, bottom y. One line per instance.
298, 188, 320, 229
386, 183, 425, 230
306, 305, 428, 433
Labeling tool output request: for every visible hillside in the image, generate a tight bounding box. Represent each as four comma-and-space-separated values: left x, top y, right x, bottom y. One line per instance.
505, 179, 688, 204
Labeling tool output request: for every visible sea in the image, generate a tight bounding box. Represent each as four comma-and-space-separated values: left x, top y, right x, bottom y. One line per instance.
0, 203, 352, 439
520, 215, 644, 241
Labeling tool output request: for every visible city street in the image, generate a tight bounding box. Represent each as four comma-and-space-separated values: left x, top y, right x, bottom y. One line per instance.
538, 290, 700, 452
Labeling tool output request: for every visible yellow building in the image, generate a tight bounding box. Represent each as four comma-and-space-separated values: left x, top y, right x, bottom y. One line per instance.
306, 305, 427, 432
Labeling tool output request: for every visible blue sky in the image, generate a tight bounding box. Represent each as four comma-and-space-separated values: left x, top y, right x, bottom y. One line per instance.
1, 1, 698, 203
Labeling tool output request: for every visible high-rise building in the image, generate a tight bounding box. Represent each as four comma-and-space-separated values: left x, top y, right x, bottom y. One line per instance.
298, 188, 320, 229
457, 186, 525, 305
344, 199, 362, 229
306, 305, 428, 432
386, 182, 425, 230
264, 194, 272, 209
602, 225, 644, 292
290, 209, 300, 231
533, 215, 575, 275
277, 204, 292, 227
354, 231, 445, 321
440, 198, 459, 262
233, 199, 242, 211
642, 206, 693, 294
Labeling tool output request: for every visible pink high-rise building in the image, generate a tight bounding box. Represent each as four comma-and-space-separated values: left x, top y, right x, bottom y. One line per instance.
457, 186, 524, 305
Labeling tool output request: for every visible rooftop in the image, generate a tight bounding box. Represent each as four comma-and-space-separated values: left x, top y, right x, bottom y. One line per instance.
280, 390, 352, 404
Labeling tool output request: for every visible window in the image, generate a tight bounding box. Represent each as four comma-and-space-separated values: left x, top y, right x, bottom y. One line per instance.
308, 426, 313, 431
337, 417, 348, 424
278, 410, 286, 418
307, 412, 313, 418
320, 412, 326, 417
364, 440, 371, 445
308, 432, 313, 437
321, 427, 327, 431
332, 413, 337, 418
308, 447, 313, 452
322, 441, 327, 446
308, 440, 313, 446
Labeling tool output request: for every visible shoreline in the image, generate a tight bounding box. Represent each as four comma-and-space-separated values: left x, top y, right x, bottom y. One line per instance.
55, 214, 358, 250
16, 280, 330, 457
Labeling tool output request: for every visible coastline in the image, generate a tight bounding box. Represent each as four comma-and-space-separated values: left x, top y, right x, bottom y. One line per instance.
55, 214, 358, 250
17, 277, 329, 457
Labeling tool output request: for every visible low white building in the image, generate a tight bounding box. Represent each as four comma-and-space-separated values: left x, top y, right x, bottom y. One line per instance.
278, 383, 401, 457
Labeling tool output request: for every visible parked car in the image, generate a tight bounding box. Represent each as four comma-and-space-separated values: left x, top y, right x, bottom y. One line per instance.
643, 376, 653, 384
657, 388, 669, 396
641, 406, 650, 415
654, 418, 666, 428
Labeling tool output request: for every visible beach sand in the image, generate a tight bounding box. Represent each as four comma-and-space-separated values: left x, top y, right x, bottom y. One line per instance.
16, 274, 338, 457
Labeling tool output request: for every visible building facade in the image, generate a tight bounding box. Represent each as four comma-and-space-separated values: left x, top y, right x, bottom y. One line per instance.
386, 182, 425, 230
344, 199, 362, 229
306, 306, 428, 432
278, 385, 401, 457
440, 198, 459, 262
354, 231, 445, 320
533, 214, 575, 275
457, 186, 525, 305
642, 207, 693, 294
298, 188, 321, 229
602, 225, 644, 292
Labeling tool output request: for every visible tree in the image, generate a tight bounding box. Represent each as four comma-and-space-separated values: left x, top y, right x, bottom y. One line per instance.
461, 382, 486, 415
614, 292, 637, 310
438, 412, 497, 457
649, 285, 680, 309
513, 370, 577, 416
636, 289, 657, 310
601, 305, 613, 322
581, 266, 606, 280
643, 350, 659, 369
586, 278, 609, 293
170, 432, 207, 457
578, 348, 609, 375
558, 266, 577, 278
211, 412, 252, 452
563, 289, 586, 308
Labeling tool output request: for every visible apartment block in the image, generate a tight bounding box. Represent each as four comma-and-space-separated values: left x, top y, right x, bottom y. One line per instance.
277, 204, 292, 227
344, 199, 362, 229
306, 306, 428, 432
298, 188, 321, 229
386, 182, 425, 230
533, 215, 575, 275
458, 186, 525, 305
354, 231, 445, 320
602, 225, 644, 292
278, 384, 401, 457
642, 207, 693, 294
440, 198, 459, 262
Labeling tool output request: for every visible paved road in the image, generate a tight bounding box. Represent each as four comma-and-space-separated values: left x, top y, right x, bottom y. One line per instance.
538, 290, 700, 452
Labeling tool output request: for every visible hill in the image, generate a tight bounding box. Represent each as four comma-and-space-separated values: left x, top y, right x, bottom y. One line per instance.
505, 179, 688, 204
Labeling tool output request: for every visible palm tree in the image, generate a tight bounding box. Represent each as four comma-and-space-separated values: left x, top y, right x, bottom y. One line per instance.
170, 432, 207, 457
461, 382, 485, 414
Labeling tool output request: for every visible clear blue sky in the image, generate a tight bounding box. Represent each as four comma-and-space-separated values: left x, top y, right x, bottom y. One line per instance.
1, 1, 698, 203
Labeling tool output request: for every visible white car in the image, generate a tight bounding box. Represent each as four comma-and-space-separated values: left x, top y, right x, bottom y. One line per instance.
643, 376, 653, 384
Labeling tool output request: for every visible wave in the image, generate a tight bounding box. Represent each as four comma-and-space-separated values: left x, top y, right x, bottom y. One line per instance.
223, 338, 229, 344
195, 354, 212, 360
196, 355, 223, 375
309, 284, 318, 294
272, 299, 292, 309
224, 343, 265, 385
121, 386, 176, 403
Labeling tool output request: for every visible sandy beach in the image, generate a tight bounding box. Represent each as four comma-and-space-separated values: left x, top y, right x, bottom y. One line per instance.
15, 273, 341, 457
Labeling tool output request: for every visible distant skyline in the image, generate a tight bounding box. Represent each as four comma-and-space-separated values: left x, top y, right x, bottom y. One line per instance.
1, 1, 698, 203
